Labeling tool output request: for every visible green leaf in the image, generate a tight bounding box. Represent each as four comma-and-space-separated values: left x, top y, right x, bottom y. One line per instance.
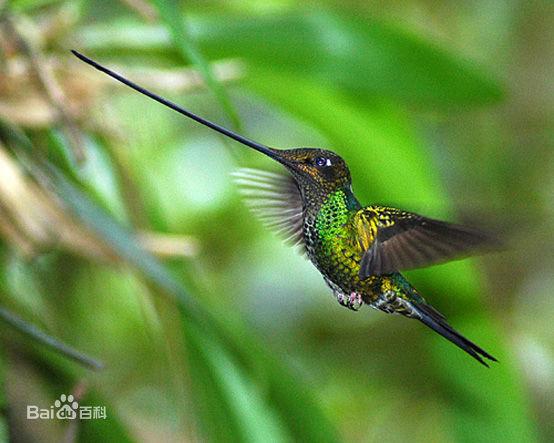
9, 0, 62, 12
193, 11, 503, 107
151, 0, 241, 128
185, 322, 290, 443
79, 10, 503, 107
0, 306, 103, 370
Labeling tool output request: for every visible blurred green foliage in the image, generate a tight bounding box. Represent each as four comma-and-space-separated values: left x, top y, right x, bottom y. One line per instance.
0, 0, 552, 442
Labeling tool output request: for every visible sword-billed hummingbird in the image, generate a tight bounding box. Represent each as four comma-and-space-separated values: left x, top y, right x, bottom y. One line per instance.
73, 50, 497, 366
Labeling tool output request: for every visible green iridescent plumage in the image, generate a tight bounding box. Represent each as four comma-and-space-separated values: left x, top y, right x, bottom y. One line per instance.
75, 51, 498, 367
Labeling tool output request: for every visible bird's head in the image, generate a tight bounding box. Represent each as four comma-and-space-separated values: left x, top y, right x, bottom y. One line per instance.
261, 147, 352, 195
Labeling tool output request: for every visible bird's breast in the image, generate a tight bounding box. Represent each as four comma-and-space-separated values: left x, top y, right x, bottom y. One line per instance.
303, 201, 364, 293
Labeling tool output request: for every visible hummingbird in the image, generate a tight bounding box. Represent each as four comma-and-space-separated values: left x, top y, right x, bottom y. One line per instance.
73, 50, 498, 367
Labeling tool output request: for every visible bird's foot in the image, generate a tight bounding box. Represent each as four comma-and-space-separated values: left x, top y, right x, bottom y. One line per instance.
337, 292, 363, 311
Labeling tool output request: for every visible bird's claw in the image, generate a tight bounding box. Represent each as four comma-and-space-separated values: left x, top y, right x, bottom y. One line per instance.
337, 292, 363, 311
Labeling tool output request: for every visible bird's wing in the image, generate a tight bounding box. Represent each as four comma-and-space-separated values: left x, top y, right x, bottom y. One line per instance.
232, 168, 305, 249
355, 205, 497, 279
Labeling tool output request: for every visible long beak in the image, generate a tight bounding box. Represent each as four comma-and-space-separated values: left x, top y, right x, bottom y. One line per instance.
71, 50, 292, 167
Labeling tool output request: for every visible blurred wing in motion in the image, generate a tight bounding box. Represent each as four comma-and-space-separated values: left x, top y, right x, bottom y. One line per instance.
232, 168, 305, 249
356, 205, 497, 279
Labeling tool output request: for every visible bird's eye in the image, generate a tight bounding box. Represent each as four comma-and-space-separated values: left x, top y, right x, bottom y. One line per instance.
315, 156, 330, 167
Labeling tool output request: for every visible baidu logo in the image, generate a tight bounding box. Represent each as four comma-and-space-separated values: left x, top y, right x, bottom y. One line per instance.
27, 394, 106, 420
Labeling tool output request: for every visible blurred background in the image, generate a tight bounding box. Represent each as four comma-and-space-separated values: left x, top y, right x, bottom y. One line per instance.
0, 0, 552, 441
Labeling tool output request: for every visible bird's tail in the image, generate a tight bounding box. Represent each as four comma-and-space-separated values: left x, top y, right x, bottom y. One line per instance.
413, 301, 498, 367
371, 274, 497, 366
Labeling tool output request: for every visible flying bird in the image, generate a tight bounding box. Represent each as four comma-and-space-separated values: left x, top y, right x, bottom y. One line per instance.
73, 50, 498, 366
